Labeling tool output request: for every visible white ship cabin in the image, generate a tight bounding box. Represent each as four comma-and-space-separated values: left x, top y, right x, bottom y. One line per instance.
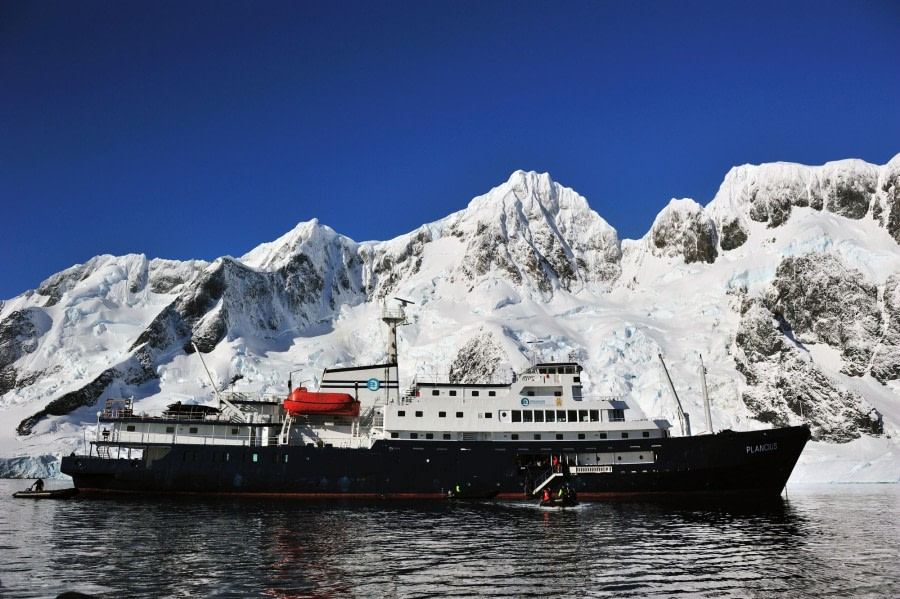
92, 361, 673, 457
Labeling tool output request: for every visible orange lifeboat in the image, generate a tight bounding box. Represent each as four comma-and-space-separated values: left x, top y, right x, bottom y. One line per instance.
284, 387, 360, 417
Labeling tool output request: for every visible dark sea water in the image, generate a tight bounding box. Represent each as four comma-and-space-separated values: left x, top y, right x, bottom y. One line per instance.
1, 480, 897, 599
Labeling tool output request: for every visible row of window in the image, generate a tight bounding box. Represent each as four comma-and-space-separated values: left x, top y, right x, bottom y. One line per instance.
184, 451, 290, 464
397, 410, 486, 419
394, 409, 625, 423
125, 425, 242, 435
387, 431, 652, 440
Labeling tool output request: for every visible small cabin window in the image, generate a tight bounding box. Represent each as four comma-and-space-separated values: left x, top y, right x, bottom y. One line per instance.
431, 390, 439, 396
574, 377, 580, 383
556, 434, 563, 440
391, 432, 399, 438
166, 426, 175, 433
449, 390, 457, 397
472, 391, 480, 397
415, 411, 423, 417
534, 434, 541, 440
643, 431, 650, 438
599, 433, 608, 439
398, 411, 406, 417
622, 432, 629, 439
456, 412, 463, 418
231, 428, 239, 435
512, 411, 522, 423
578, 433, 585, 440
426, 433, 434, 439
439, 411, 446, 418
126, 425, 135, 432
410, 433, 418, 439
488, 391, 496, 397
534, 411, 544, 423
189, 427, 198, 434
511, 434, 519, 440
443, 433, 451, 440
545, 410, 555, 423
484, 412, 492, 419
539, 368, 547, 374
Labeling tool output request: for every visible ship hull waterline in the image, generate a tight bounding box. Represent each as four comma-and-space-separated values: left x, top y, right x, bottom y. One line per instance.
61, 425, 810, 500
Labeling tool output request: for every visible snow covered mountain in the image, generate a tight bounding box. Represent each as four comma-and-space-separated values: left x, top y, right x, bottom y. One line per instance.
2, 157, 900, 482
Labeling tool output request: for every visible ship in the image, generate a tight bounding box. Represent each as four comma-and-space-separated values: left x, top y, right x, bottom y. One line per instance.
61, 302, 811, 499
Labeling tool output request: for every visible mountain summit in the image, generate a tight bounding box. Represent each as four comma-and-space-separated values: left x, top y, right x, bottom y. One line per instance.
2, 155, 899, 481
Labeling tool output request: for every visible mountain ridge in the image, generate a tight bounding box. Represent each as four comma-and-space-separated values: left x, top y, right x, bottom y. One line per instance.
2, 154, 899, 481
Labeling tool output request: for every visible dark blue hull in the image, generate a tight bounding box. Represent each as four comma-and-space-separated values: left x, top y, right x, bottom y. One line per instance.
61, 425, 810, 499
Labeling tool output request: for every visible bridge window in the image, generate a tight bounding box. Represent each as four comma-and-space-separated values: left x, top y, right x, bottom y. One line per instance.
545, 410, 555, 423
527, 391, 535, 397
579, 410, 588, 422
556, 410, 566, 423
567, 410, 577, 422
554, 391, 562, 397
512, 411, 522, 423
534, 410, 544, 423
590, 410, 599, 422
523, 410, 533, 423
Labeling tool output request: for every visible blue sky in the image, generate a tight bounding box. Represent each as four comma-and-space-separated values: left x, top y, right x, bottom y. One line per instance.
2, 0, 898, 300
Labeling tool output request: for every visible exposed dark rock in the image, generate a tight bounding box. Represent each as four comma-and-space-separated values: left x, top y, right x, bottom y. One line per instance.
650, 200, 718, 263
448, 331, 509, 384
719, 217, 749, 251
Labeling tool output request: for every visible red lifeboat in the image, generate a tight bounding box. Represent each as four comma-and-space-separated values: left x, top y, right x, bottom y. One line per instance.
284, 387, 360, 417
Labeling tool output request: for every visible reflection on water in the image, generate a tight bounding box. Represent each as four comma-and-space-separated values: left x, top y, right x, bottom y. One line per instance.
0, 482, 897, 598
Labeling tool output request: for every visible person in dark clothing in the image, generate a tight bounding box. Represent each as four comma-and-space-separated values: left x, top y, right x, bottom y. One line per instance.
31, 478, 44, 492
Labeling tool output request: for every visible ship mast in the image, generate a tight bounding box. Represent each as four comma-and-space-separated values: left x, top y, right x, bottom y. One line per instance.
700, 354, 713, 434
382, 298, 412, 403
658, 353, 691, 437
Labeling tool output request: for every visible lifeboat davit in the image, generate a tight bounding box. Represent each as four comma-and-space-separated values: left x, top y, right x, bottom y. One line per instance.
284, 387, 360, 417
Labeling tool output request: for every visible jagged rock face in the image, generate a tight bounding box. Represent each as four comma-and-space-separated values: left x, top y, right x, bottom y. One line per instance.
451, 171, 621, 295
882, 155, 900, 243
365, 228, 432, 299
649, 199, 718, 264
763, 253, 898, 380
871, 274, 900, 382
734, 298, 883, 442
447, 331, 510, 384
707, 158, 889, 251
0, 309, 49, 395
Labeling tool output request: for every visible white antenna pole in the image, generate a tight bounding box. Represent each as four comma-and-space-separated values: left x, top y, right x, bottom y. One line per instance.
700, 354, 713, 434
